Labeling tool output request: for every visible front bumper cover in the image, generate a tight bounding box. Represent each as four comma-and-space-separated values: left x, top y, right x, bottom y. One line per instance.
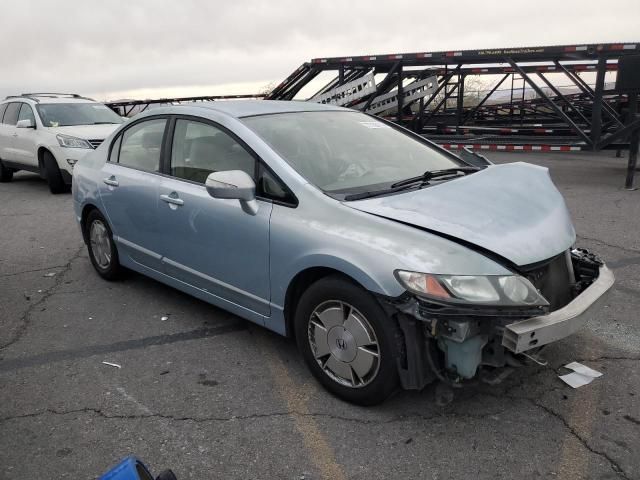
502, 265, 614, 353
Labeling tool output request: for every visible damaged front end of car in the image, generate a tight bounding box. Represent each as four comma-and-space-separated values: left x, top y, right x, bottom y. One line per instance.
382, 248, 614, 390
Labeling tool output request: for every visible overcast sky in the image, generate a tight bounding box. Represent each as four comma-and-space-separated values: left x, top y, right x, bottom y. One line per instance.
1, 0, 638, 102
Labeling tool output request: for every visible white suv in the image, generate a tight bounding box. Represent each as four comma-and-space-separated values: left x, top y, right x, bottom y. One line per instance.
0, 93, 124, 193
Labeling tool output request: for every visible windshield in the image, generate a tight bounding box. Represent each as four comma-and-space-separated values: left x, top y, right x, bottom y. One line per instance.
242, 111, 462, 196
36, 103, 124, 127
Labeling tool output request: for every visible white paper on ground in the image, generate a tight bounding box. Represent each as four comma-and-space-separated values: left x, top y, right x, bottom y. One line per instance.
564, 361, 603, 378
559, 362, 603, 388
559, 372, 596, 388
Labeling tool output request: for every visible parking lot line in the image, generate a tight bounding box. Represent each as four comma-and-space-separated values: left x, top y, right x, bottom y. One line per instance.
253, 329, 347, 480
555, 338, 606, 478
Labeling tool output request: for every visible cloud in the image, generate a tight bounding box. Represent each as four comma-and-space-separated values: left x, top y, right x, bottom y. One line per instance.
1, 0, 638, 100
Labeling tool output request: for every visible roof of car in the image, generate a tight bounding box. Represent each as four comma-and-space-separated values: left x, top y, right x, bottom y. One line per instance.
171, 100, 346, 118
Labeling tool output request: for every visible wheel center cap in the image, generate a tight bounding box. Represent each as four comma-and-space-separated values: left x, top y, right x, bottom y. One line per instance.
327, 326, 357, 363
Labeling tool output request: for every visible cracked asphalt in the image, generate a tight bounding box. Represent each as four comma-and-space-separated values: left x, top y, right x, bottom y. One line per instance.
1, 151, 639, 480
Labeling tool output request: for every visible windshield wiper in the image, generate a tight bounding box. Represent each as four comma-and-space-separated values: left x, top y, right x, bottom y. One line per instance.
390, 167, 479, 188
344, 184, 416, 201
343, 167, 479, 201
92, 121, 119, 124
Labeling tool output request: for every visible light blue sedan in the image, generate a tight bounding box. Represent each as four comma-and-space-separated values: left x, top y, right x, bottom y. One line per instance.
73, 101, 613, 405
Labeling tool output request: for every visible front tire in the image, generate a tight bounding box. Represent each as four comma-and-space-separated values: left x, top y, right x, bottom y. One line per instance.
295, 276, 400, 405
85, 210, 122, 280
0, 160, 14, 182
42, 151, 69, 194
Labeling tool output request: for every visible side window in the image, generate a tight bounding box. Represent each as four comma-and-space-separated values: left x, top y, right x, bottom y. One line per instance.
109, 135, 122, 164
0, 104, 7, 123
118, 118, 166, 172
17, 104, 36, 124
257, 164, 297, 205
2, 103, 21, 126
170, 119, 256, 184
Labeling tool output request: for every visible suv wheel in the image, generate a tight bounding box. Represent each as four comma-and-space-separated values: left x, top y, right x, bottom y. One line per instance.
295, 276, 400, 405
0, 160, 13, 182
85, 209, 121, 280
42, 151, 69, 194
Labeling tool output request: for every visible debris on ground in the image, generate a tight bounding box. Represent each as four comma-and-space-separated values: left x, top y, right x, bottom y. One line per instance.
559, 361, 602, 388
161, 315, 170, 321
102, 361, 122, 369
43, 272, 56, 277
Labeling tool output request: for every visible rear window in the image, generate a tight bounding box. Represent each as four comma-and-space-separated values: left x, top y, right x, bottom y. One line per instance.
2, 103, 21, 125
0, 103, 7, 122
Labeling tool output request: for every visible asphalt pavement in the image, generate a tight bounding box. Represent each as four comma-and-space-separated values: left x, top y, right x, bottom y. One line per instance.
0, 150, 638, 480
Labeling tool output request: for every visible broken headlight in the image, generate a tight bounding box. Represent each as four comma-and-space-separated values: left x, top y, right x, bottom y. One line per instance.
394, 270, 548, 307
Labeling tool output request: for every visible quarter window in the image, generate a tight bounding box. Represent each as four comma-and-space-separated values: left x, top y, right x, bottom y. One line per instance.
17, 104, 36, 125
257, 164, 296, 205
0, 104, 7, 122
2, 103, 21, 126
118, 119, 166, 172
170, 119, 255, 184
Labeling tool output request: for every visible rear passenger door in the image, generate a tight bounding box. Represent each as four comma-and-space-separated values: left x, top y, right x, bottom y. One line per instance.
99, 117, 169, 272
157, 117, 273, 317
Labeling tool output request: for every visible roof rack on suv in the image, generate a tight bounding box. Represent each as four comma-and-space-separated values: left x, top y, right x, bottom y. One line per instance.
3, 93, 95, 102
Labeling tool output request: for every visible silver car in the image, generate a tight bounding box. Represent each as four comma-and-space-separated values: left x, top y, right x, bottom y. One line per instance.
72, 100, 614, 405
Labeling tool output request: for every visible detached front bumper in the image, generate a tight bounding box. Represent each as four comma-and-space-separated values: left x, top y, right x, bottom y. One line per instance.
502, 265, 614, 354
389, 249, 614, 388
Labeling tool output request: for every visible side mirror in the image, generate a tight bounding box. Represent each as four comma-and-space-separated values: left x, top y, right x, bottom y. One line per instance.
205, 170, 258, 215
16, 119, 35, 129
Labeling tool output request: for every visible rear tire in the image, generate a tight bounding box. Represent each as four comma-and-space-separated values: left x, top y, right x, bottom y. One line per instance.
294, 275, 400, 405
85, 209, 122, 281
0, 160, 13, 182
42, 151, 69, 194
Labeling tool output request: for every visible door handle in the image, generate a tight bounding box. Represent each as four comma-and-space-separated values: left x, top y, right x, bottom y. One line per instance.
160, 193, 184, 206
103, 176, 119, 187
12, 133, 18, 137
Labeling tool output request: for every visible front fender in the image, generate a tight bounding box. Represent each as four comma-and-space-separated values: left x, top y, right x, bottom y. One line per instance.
268, 196, 512, 314
279, 252, 394, 307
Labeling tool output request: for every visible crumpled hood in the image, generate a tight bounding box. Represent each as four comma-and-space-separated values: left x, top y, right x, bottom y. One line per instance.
345, 162, 575, 267
47, 124, 120, 140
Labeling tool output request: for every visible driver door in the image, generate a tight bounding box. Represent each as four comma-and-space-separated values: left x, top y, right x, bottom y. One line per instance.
157, 117, 272, 317
0, 103, 21, 162
13, 104, 38, 167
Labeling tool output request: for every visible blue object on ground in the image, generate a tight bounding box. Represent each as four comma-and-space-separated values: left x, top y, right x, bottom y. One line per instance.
99, 456, 154, 480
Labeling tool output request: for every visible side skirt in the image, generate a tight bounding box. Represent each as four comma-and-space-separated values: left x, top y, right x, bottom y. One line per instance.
118, 253, 279, 333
